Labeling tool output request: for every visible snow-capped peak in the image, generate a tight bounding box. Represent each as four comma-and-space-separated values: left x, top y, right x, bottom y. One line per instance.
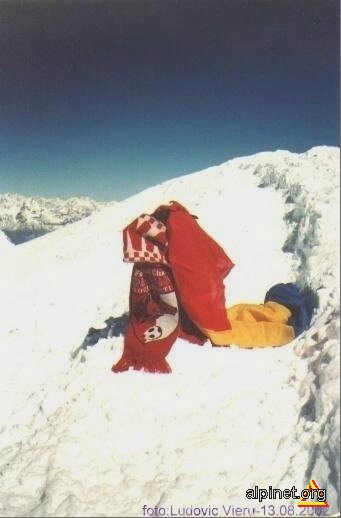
0, 193, 116, 244
0, 146, 339, 516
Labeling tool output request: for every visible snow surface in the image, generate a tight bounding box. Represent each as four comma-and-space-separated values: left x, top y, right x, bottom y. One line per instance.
0, 146, 339, 517
0, 230, 14, 254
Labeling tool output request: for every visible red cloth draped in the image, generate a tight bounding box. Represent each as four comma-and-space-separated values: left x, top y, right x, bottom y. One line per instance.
112, 201, 234, 374
112, 264, 180, 374
164, 202, 234, 331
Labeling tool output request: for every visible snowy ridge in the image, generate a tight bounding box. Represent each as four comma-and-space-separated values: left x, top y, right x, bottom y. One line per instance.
250, 146, 340, 506
0, 193, 115, 244
0, 229, 14, 253
0, 146, 339, 517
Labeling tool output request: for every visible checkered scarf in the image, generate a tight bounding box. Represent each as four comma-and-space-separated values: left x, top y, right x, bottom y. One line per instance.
123, 213, 169, 265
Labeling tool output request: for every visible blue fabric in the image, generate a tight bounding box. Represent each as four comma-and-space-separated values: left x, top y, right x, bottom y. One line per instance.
264, 283, 316, 337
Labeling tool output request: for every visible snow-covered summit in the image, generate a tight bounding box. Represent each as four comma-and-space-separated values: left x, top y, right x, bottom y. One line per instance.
0, 192, 115, 244
0, 146, 339, 516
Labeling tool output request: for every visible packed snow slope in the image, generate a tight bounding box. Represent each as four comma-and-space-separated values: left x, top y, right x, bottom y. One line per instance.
0, 146, 339, 517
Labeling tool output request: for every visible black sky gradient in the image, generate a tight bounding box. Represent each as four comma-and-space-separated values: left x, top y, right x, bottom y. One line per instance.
0, 0, 339, 200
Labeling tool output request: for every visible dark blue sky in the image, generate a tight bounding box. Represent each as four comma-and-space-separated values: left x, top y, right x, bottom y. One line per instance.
0, 0, 339, 201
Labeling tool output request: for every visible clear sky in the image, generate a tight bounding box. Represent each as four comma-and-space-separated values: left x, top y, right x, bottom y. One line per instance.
0, 0, 339, 201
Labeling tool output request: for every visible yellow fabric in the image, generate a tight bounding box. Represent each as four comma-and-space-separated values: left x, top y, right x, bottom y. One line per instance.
200, 301, 295, 347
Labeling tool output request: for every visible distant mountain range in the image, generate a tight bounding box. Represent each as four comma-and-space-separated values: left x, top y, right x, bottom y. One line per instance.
0, 193, 114, 244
